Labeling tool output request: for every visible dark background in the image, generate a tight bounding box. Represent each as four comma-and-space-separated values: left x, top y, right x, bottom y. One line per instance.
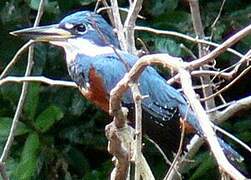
0, 0, 250, 179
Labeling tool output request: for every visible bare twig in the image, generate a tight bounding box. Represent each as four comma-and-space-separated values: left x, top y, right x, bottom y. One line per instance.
215, 96, 251, 124
164, 119, 185, 180
189, 24, 251, 69
110, 0, 127, 50
0, 41, 34, 79
135, 26, 247, 60
201, 65, 251, 101
129, 83, 142, 180
100, 0, 115, 27
191, 70, 233, 80
0, 0, 45, 164
97, 7, 145, 20
211, 123, 251, 153
0, 76, 77, 88
210, 0, 226, 40
124, 0, 143, 54
145, 137, 172, 166
0, 162, 8, 180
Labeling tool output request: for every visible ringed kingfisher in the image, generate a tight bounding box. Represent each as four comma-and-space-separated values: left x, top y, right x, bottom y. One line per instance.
11, 11, 242, 162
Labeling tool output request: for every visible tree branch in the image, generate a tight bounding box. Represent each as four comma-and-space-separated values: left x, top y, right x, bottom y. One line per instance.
110, 0, 127, 51
215, 96, 251, 124
135, 26, 248, 60
124, 0, 143, 54
0, 76, 77, 88
189, 24, 251, 69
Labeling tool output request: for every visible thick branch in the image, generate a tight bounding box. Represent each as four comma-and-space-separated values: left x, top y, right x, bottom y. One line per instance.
106, 121, 130, 180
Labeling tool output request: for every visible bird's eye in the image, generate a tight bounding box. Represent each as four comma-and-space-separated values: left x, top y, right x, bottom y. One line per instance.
75, 24, 86, 33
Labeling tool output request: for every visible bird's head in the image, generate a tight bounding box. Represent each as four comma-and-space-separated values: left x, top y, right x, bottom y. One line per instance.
10, 11, 120, 54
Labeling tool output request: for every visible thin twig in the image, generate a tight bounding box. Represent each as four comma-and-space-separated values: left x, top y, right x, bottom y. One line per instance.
145, 137, 172, 166
0, 0, 45, 163
0, 162, 8, 180
189, 24, 251, 69
191, 70, 232, 80
0, 41, 34, 79
97, 7, 145, 19
164, 119, 185, 180
210, 0, 226, 40
201, 65, 251, 101
124, 0, 143, 54
110, 0, 127, 50
206, 101, 235, 113
130, 83, 142, 180
135, 26, 248, 60
100, 0, 115, 27
215, 96, 251, 124
211, 123, 251, 154
0, 76, 77, 88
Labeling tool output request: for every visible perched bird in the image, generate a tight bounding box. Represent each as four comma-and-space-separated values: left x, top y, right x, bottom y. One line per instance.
11, 11, 242, 162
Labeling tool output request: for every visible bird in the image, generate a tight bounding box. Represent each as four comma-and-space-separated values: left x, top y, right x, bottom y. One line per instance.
11, 11, 243, 162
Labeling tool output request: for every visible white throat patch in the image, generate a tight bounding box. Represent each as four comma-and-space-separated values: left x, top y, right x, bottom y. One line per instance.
50, 38, 116, 64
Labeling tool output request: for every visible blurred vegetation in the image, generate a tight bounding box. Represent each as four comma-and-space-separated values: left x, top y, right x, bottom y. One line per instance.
0, 0, 250, 179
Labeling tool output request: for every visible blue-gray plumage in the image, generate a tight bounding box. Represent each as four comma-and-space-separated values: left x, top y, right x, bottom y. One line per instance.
11, 11, 243, 162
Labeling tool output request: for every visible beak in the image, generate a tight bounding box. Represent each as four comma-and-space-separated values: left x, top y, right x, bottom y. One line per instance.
10, 24, 74, 42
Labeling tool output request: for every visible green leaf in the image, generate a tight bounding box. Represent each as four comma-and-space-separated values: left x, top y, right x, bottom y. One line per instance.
65, 147, 90, 175
12, 132, 40, 180
190, 153, 217, 180
35, 105, 64, 132
147, 0, 178, 16
24, 84, 40, 120
0, 117, 30, 137
33, 45, 48, 75
79, 0, 96, 6
233, 119, 251, 132
154, 37, 181, 56
45, 1, 60, 14
153, 11, 192, 32
29, 0, 41, 10
0, 84, 21, 105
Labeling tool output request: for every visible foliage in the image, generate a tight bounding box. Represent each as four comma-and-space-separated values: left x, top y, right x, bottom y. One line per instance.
0, 0, 250, 179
